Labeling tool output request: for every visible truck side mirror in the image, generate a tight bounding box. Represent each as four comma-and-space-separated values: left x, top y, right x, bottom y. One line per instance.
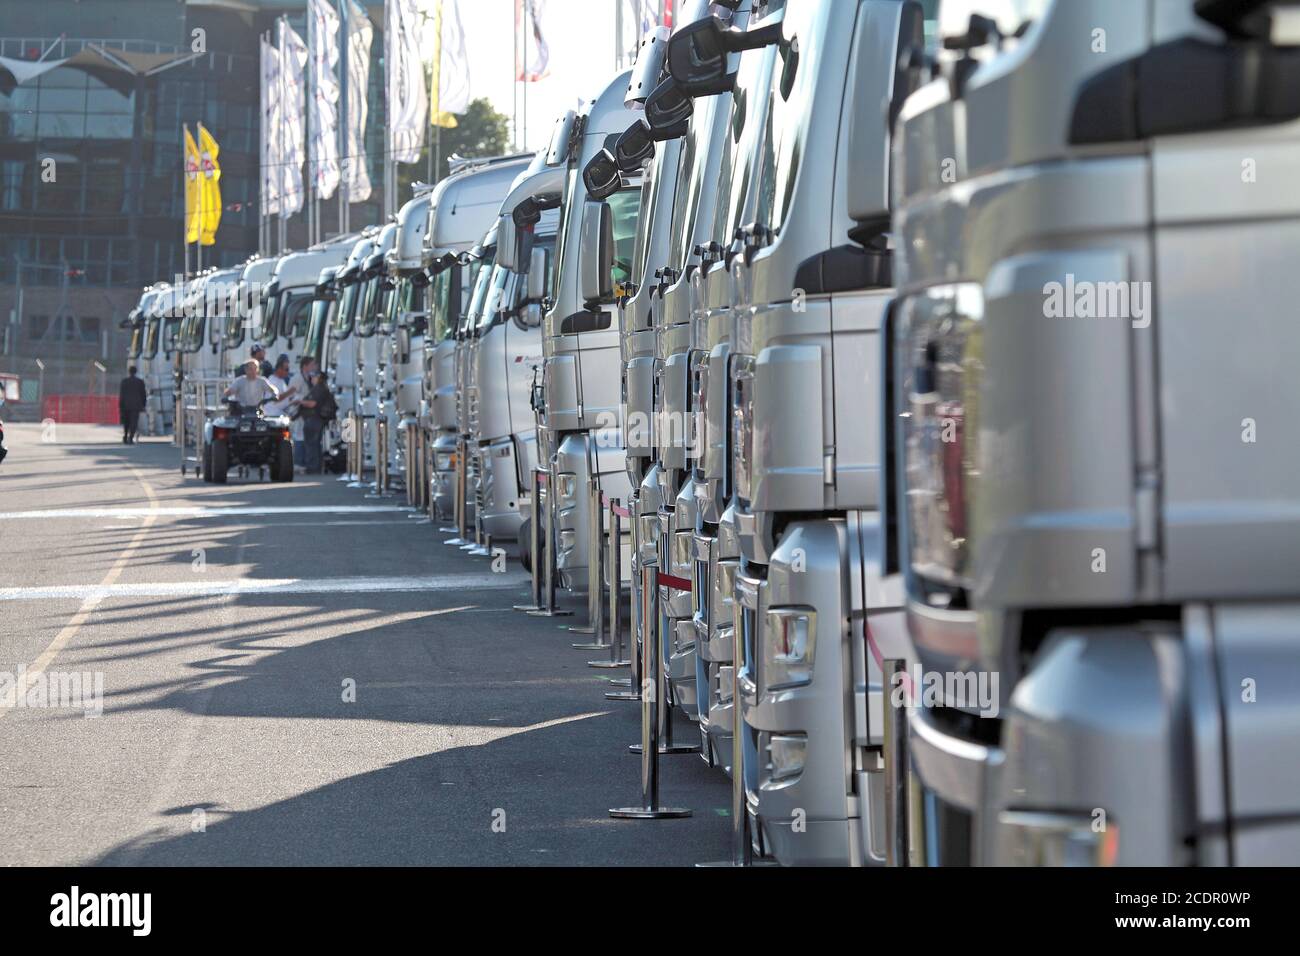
614, 120, 657, 172
580, 200, 614, 306
526, 246, 549, 302
667, 15, 785, 96
583, 147, 623, 202
644, 76, 694, 138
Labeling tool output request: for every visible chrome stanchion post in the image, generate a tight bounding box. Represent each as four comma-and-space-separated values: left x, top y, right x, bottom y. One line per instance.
698, 609, 753, 866
446, 437, 470, 546
514, 468, 545, 612
572, 475, 608, 645
527, 465, 572, 617
883, 658, 909, 867
592, 497, 631, 670
610, 558, 692, 820
606, 495, 640, 700
631, 559, 699, 756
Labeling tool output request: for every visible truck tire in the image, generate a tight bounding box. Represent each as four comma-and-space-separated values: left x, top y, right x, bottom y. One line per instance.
274, 440, 294, 483
518, 516, 532, 573
202, 443, 213, 482
210, 439, 229, 485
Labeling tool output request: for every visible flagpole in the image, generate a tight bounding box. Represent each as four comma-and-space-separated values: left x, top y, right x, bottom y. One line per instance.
259, 33, 266, 256
522, 2, 528, 150
279, 16, 288, 255
182, 123, 190, 283
513, 1, 518, 151
338, 0, 348, 235
307, 3, 315, 246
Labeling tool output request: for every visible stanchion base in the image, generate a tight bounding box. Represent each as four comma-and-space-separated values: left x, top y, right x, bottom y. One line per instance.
444, 538, 469, 546
567, 624, 595, 635
513, 603, 545, 612
604, 691, 640, 701
467, 545, 491, 556
438, 526, 458, 533
629, 743, 701, 755
588, 660, 629, 669
609, 807, 693, 819
571, 641, 610, 650
526, 608, 574, 618
695, 860, 747, 868
608, 677, 632, 686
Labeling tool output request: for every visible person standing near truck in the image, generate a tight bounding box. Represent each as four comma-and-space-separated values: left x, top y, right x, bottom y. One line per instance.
297, 368, 336, 475
118, 365, 148, 445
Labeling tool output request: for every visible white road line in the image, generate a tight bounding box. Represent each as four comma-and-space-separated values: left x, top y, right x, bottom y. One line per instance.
1, 466, 159, 720
0, 574, 527, 602
0, 505, 414, 520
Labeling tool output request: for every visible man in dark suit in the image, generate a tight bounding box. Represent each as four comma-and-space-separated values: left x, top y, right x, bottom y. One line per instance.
119, 365, 148, 445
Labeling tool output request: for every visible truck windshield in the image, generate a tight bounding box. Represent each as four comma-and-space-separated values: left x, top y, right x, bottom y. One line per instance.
256, 287, 280, 342
224, 285, 249, 348
304, 308, 326, 364
713, 42, 778, 251
429, 267, 455, 341
332, 280, 360, 339
476, 265, 511, 333
377, 281, 398, 335
163, 317, 182, 355
143, 317, 160, 358
608, 186, 641, 289
462, 255, 495, 335
753, 2, 830, 238
668, 93, 717, 273
630, 154, 659, 288
313, 295, 338, 344
128, 323, 143, 359
356, 276, 382, 338
282, 293, 313, 341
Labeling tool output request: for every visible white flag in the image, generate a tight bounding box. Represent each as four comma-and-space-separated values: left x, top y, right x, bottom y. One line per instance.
432, 0, 471, 121
278, 19, 309, 219
260, 36, 283, 217
343, 0, 374, 203
516, 0, 551, 82
309, 0, 342, 200
387, 0, 428, 164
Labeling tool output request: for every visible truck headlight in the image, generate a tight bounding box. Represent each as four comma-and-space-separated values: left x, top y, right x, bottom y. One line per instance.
762, 606, 816, 690
997, 811, 1119, 867
731, 355, 755, 503
898, 283, 984, 591
763, 732, 807, 783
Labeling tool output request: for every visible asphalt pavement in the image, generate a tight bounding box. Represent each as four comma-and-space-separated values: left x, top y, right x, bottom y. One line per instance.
0, 423, 731, 866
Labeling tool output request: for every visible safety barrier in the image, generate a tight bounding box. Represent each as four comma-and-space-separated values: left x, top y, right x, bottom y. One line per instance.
41, 394, 119, 425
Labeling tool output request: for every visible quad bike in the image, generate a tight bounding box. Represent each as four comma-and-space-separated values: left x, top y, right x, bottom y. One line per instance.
204, 398, 294, 484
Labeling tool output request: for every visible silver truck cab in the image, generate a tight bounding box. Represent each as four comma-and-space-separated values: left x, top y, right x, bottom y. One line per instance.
326, 233, 379, 435
422, 156, 532, 520
260, 236, 359, 379
668, 0, 928, 865
224, 256, 279, 380
354, 224, 399, 475
386, 190, 437, 493
179, 268, 242, 388
473, 156, 561, 544
890, 0, 1300, 866
530, 71, 642, 592
143, 283, 182, 435
125, 286, 162, 426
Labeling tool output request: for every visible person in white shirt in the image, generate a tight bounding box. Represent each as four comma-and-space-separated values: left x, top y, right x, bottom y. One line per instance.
223, 360, 280, 409
286, 355, 318, 467
264, 353, 297, 417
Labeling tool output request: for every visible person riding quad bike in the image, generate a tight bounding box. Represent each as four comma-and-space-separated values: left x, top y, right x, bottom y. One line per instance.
203, 360, 295, 484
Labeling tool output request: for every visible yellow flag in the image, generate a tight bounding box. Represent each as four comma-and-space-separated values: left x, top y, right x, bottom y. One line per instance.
429, 0, 459, 129
197, 123, 222, 247
183, 126, 201, 245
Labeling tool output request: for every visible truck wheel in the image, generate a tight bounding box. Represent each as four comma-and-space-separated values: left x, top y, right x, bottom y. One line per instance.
202, 444, 213, 482
210, 439, 229, 485
274, 440, 294, 483
518, 516, 532, 573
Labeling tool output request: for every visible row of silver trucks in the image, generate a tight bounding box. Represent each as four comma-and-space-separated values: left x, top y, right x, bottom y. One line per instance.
125, 0, 1300, 865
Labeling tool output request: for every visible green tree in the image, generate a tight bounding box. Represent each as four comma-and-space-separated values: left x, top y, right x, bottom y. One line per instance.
397, 98, 513, 197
